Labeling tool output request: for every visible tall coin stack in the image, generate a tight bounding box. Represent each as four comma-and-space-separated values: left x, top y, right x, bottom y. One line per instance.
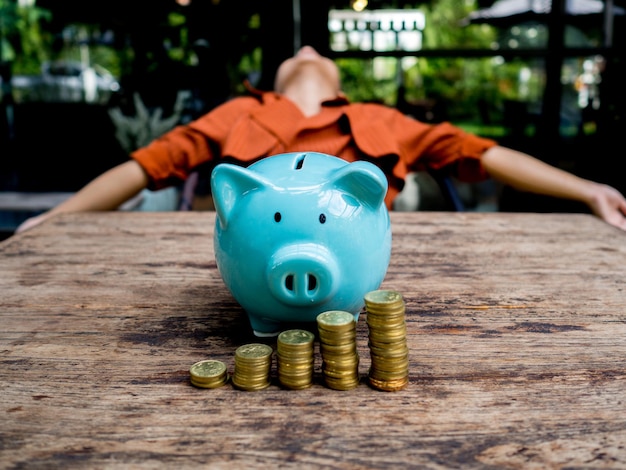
316, 310, 360, 391
232, 343, 273, 391
364, 290, 409, 391
276, 329, 315, 390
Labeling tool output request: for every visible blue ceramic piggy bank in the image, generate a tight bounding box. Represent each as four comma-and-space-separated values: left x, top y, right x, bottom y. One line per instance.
211, 152, 392, 336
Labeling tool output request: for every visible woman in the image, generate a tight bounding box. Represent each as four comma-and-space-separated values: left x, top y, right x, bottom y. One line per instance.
16, 46, 626, 233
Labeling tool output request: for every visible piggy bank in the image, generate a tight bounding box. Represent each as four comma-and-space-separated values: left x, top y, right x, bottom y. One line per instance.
211, 152, 392, 336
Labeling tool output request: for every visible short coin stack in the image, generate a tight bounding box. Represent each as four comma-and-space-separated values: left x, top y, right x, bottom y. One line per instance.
364, 290, 409, 391
276, 329, 315, 390
189, 359, 229, 389
231, 343, 273, 391
316, 310, 360, 391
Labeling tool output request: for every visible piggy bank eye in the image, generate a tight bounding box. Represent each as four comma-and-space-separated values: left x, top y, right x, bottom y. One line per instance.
319, 213, 326, 224
274, 212, 282, 223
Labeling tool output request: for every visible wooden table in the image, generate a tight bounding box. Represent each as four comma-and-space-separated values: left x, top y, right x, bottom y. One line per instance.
1, 211, 625, 469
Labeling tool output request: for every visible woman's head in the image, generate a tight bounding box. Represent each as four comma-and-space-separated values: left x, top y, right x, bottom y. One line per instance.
274, 46, 341, 95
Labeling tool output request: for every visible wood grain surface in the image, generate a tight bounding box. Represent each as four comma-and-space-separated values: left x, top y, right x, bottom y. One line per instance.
1, 211, 625, 469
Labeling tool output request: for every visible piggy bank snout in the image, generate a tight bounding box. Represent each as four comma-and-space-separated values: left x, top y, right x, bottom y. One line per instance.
266, 243, 339, 307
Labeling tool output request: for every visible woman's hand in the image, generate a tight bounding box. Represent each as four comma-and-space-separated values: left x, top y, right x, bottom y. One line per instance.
586, 183, 626, 231
15, 212, 53, 234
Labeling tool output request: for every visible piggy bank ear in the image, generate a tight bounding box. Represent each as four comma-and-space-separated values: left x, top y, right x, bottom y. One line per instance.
211, 163, 272, 229
330, 161, 388, 210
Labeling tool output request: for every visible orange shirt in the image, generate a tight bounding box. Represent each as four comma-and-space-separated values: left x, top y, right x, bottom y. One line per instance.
131, 91, 497, 209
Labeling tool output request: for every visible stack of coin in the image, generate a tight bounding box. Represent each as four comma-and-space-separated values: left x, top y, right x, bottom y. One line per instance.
231, 343, 273, 391
189, 359, 229, 389
276, 329, 315, 390
316, 310, 360, 390
364, 290, 409, 391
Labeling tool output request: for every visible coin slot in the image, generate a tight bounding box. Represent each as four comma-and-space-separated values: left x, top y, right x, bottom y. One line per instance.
295, 154, 305, 170
284, 273, 317, 292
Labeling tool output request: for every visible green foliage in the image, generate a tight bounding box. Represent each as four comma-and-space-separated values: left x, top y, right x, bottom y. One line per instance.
421, 0, 490, 49
406, 0, 503, 120
336, 0, 549, 135
337, 57, 398, 105
0, 0, 52, 74
336, 1, 500, 118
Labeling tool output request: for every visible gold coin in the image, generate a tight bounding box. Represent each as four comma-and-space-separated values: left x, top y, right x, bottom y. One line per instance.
368, 375, 409, 392
369, 362, 409, 375
364, 289, 403, 305
366, 307, 405, 318
369, 342, 409, 355
279, 379, 312, 388
370, 356, 409, 369
190, 359, 227, 379
319, 339, 357, 350
235, 343, 273, 359
232, 378, 271, 391
190, 375, 229, 389
278, 329, 315, 345
233, 359, 271, 369
317, 310, 356, 328
366, 316, 406, 328
277, 351, 314, 361
322, 353, 360, 367
318, 328, 357, 341
277, 359, 314, 368
368, 330, 407, 343
324, 376, 360, 390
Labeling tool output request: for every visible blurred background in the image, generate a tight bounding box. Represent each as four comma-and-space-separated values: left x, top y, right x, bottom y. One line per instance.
1, 0, 624, 237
